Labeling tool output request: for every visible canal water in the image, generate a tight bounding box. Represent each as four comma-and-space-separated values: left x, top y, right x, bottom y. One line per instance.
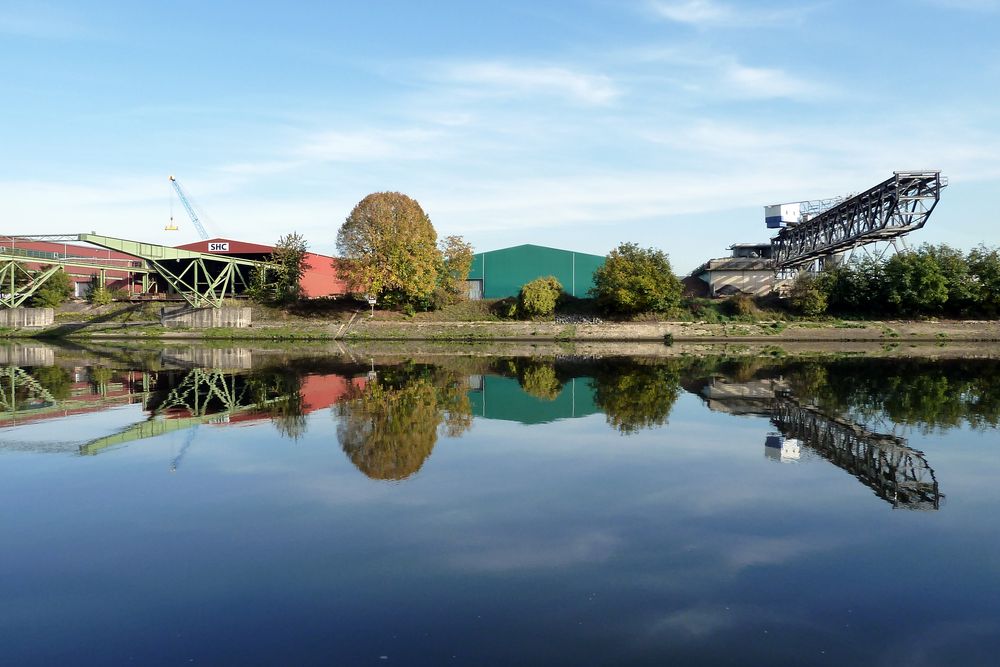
1, 343, 998, 665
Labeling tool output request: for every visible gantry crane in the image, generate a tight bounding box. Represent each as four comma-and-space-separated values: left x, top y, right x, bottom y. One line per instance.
167, 175, 210, 240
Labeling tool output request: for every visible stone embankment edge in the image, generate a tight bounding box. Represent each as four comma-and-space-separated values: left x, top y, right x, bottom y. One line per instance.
5, 319, 998, 342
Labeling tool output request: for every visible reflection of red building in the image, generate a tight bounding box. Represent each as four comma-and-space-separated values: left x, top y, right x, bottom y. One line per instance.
213, 373, 367, 427
0, 369, 148, 428
0, 236, 144, 297
174, 238, 348, 298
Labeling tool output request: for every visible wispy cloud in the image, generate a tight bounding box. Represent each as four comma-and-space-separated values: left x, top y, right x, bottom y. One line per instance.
721, 61, 833, 100
437, 61, 620, 105
648, 0, 810, 27
922, 0, 999, 10
296, 128, 446, 162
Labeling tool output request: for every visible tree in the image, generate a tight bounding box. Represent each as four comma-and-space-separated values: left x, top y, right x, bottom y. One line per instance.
968, 245, 1000, 316
884, 250, 948, 315
337, 192, 440, 307
788, 274, 828, 316
432, 235, 475, 308
591, 243, 681, 315
923, 244, 976, 315
29, 266, 73, 307
519, 276, 562, 318
247, 232, 309, 305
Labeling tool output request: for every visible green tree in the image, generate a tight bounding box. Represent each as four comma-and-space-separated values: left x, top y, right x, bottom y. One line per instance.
246, 232, 309, 305
788, 273, 828, 316
884, 250, 948, 315
591, 243, 681, 315
519, 276, 562, 318
968, 245, 1000, 316
29, 266, 73, 307
336, 192, 440, 307
923, 244, 976, 315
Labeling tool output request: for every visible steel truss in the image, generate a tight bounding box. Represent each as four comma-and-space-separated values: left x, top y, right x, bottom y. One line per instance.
771, 171, 946, 269
0, 260, 63, 308
771, 399, 942, 510
2, 233, 274, 309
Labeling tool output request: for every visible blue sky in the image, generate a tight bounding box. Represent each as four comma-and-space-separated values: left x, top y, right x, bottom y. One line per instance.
1, 0, 998, 272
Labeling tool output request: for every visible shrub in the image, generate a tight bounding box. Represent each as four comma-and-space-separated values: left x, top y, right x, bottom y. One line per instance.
788, 275, 828, 316
88, 286, 114, 306
519, 276, 562, 318
725, 294, 757, 318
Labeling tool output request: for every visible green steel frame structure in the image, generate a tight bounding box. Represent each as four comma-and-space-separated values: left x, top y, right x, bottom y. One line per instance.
1, 233, 276, 308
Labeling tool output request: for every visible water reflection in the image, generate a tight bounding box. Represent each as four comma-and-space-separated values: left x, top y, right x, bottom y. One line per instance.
334, 364, 472, 480
3, 348, 999, 506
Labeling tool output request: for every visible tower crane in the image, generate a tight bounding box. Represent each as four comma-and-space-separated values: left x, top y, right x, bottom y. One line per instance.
167, 175, 210, 240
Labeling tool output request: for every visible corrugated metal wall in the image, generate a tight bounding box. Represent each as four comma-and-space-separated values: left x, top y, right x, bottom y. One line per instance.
468, 244, 606, 299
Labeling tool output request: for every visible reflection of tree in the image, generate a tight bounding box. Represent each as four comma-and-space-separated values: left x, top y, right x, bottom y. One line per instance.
592, 360, 682, 434
335, 365, 473, 480
30, 366, 72, 400
781, 359, 1000, 432
246, 368, 308, 440
501, 359, 564, 401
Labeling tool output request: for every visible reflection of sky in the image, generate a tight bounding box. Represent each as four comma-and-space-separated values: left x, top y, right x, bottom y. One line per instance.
1, 393, 999, 665
0, 403, 146, 444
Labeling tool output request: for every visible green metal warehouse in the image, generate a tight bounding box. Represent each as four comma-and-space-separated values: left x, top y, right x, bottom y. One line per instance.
466, 244, 606, 299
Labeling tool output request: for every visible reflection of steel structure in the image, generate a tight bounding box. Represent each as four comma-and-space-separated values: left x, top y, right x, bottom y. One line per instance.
770, 398, 942, 510
155, 368, 249, 416
771, 171, 946, 269
0, 366, 56, 414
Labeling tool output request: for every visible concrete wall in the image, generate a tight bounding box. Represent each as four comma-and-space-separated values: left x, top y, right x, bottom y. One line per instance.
0, 307, 54, 328
160, 306, 252, 329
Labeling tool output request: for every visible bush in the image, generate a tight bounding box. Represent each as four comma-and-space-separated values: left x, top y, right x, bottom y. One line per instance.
519, 276, 562, 318
724, 294, 757, 318
490, 297, 519, 319
788, 275, 828, 316
88, 286, 114, 305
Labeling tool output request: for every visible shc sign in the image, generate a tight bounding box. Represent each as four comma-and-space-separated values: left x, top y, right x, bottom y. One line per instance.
208, 242, 230, 252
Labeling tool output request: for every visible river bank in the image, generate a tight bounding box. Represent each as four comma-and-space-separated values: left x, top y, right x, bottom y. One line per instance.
4, 315, 1000, 343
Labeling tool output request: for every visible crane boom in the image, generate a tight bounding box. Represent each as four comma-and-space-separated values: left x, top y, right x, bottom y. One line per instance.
168, 175, 210, 240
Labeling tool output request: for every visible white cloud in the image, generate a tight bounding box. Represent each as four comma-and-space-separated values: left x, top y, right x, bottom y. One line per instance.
648, 0, 810, 27
439, 61, 620, 105
721, 62, 833, 100
922, 0, 999, 10
296, 128, 445, 162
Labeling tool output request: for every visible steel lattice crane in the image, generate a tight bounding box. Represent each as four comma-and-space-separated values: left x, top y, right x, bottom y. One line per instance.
167, 175, 210, 240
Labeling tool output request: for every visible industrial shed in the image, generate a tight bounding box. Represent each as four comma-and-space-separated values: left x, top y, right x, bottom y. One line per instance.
175, 238, 346, 298
467, 244, 606, 300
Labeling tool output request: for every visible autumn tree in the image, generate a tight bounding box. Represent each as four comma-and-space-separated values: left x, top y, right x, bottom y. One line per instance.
433, 235, 475, 307
337, 192, 441, 307
591, 243, 681, 315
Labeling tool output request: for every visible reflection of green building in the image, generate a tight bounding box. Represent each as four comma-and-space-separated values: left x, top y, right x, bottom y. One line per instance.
467, 244, 606, 299
467, 375, 599, 424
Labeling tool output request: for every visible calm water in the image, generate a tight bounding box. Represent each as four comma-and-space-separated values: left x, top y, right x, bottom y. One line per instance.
1, 343, 999, 666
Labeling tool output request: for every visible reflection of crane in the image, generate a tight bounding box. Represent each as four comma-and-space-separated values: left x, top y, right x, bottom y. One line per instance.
169, 424, 198, 473
167, 175, 210, 240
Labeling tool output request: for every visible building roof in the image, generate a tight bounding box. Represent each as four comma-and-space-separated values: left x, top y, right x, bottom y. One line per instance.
475, 243, 606, 259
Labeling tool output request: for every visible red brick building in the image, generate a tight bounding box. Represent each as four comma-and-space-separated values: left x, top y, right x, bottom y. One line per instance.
174, 238, 347, 298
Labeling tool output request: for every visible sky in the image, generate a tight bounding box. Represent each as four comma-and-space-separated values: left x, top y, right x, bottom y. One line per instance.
1, 0, 998, 273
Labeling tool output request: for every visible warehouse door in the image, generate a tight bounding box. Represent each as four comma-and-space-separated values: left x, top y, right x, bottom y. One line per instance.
464, 280, 483, 300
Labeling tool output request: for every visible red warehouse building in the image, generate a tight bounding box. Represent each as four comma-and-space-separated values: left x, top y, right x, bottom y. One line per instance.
175, 238, 348, 298
0, 235, 146, 297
